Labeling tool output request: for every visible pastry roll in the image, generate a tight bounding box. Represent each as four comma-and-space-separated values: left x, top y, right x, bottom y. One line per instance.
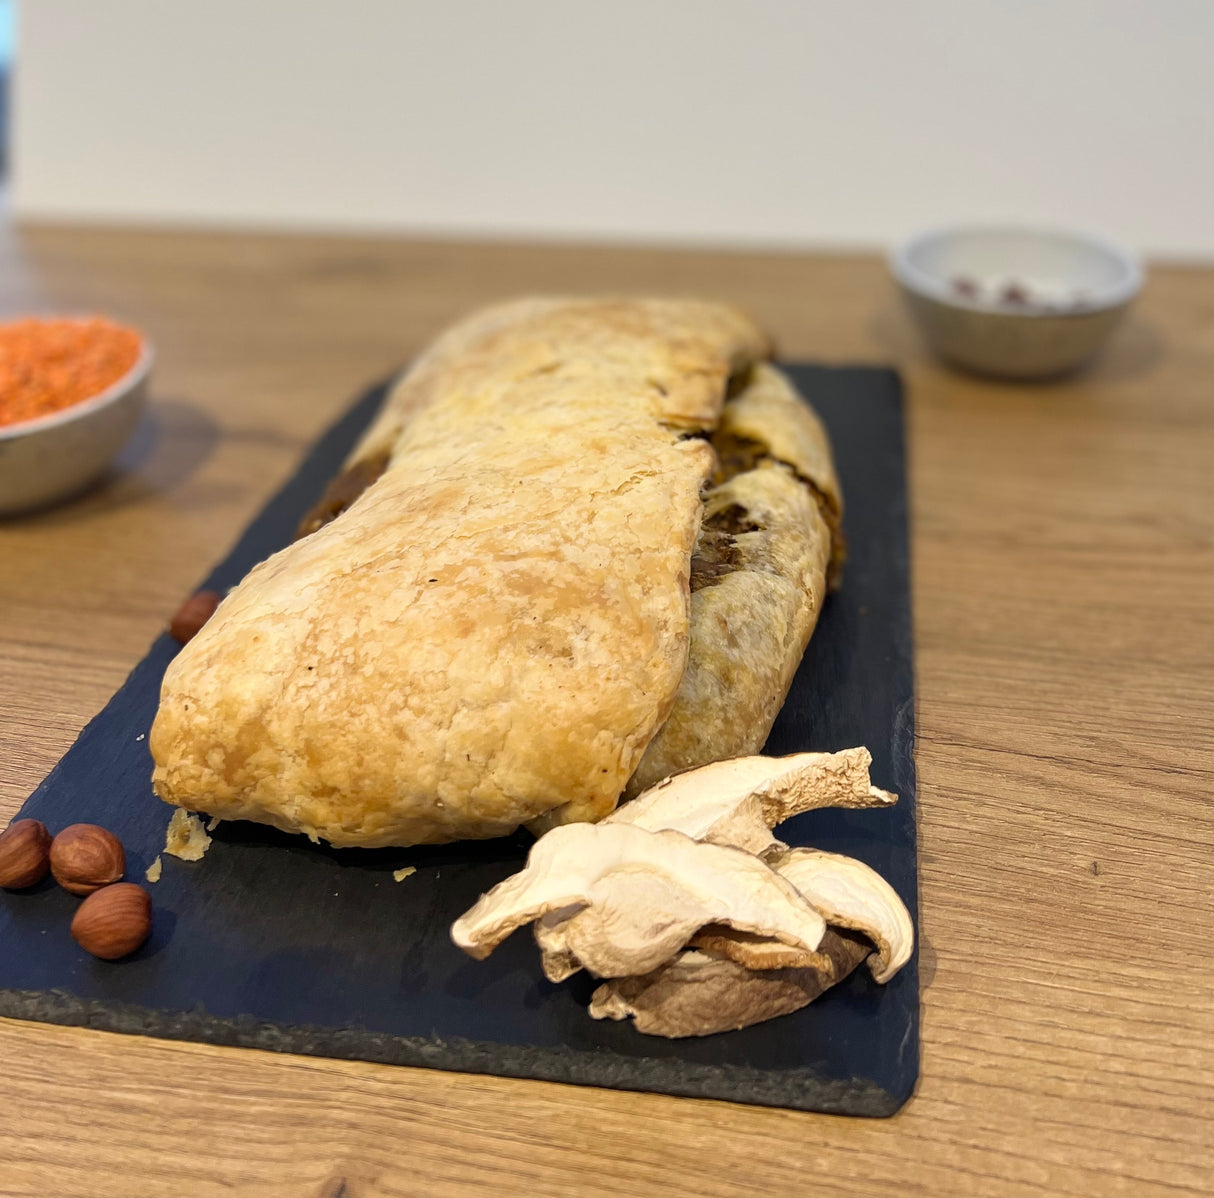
150, 298, 842, 846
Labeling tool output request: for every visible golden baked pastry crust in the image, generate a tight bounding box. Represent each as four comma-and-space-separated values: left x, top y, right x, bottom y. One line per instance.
150, 298, 770, 846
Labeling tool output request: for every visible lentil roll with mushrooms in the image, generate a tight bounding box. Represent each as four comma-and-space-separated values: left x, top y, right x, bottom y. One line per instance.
150, 298, 843, 847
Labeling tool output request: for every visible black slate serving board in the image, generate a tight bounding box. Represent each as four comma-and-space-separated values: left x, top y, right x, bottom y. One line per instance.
0, 364, 917, 1116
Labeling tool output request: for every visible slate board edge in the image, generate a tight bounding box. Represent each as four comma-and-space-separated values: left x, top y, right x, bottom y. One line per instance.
0, 985, 901, 1116
888, 365, 921, 1112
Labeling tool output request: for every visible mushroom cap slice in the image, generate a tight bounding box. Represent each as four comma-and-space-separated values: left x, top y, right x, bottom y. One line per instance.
589, 929, 871, 1038
534, 917, 582, 982
529, 868, 732, 980
686, 926, 833, 971
607, 748, 897, 856
450, 822, 826, 977
773, 848, 913, 984
555, 869, 738, 978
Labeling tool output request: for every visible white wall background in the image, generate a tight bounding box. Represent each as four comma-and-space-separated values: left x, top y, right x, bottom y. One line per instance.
11, 0, 1214, 259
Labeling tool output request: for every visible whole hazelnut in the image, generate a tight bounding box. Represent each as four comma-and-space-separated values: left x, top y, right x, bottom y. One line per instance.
169, 589, 222, 644
70, 882, 152, 959
0, 819, 53, 889
50, 824, 126, 896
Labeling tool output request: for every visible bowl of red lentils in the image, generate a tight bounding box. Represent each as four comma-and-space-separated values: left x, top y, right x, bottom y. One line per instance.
0, 316, 152, 514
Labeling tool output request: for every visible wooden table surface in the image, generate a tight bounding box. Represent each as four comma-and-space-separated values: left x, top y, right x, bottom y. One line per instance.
1, 218, 1211, 1198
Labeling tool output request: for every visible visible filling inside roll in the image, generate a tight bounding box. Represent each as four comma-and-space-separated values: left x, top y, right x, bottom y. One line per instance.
689, 429, 839, 596
295, 449, 391, 540
688, 501, 761, 592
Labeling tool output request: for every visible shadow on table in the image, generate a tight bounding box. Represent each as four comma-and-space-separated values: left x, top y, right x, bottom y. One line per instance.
4, 398, 220, 526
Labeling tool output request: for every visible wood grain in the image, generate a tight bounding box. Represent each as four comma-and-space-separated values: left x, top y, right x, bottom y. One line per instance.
1, 217, 1211, 1198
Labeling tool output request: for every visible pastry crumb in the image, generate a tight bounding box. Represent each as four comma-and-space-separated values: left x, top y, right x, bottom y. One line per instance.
145, 855, 163, 883
392, 866, 417, 882
206, 815, 222, 832
164, 808, 212, 861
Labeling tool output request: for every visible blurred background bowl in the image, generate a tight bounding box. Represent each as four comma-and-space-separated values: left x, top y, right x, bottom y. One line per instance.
891, 226, 1142, 379
0, 334, 153, 515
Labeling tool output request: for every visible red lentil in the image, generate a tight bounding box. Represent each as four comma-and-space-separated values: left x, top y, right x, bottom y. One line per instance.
0, 317, 142, 428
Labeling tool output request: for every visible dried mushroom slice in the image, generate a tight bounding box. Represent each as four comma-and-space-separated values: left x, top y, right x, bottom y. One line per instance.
609, 748, 897, 857
450, 822, 826, 978
534, 917, 582, 983
589, 929, 871, 1038
526, 867, 728, 979
773, 848, 913, 984
557, 869, 743, 978
686, 926, 831, 971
